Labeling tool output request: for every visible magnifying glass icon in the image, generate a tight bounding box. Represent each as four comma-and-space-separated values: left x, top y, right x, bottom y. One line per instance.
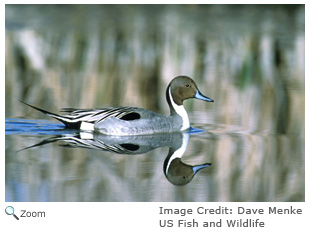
5, 206, 19, 220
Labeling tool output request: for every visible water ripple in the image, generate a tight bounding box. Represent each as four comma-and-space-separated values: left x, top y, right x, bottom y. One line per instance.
5, 119, 77, 135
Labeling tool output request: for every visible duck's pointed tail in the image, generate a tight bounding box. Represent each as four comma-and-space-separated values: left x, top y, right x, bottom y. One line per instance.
20, 100, 78, 128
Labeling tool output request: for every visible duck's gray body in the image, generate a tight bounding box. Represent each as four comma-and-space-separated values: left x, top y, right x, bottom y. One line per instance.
22, 76, 214, 136
95, 108, 183, 135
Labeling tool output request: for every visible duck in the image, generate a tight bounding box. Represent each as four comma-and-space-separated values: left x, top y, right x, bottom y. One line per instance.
21, 76, 214, 135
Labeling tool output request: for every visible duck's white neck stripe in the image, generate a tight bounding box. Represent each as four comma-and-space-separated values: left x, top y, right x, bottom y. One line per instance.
169, 87, 190, 131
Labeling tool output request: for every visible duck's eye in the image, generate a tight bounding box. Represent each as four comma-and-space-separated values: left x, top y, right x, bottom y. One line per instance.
185, 84, 190, 88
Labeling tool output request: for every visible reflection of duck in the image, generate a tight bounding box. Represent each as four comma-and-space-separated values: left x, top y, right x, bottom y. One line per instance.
21, 131, 211, 185
21, 132, 181, 154
21, 76, 213, 135
163, 133, 211, 185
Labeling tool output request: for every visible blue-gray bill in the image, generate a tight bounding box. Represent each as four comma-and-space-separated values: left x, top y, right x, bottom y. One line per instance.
194, 90, 214, 102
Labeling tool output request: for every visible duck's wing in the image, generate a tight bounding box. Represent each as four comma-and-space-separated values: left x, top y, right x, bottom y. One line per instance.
59, 106, 142, 123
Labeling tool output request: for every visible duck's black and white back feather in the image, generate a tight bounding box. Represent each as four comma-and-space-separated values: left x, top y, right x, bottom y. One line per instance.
21, 101, 141, 130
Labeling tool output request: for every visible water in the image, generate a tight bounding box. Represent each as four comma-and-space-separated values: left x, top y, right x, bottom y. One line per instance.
5, 5, 304, 202
5, 115, 304, 202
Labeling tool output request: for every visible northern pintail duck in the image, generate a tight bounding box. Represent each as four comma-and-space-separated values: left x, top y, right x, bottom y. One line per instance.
22, 76, 214, 135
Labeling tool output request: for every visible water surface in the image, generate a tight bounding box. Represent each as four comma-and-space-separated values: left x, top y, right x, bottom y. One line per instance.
5, 115, 304, 202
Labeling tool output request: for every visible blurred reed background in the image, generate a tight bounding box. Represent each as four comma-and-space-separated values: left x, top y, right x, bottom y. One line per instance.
5, 5, 305, 201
